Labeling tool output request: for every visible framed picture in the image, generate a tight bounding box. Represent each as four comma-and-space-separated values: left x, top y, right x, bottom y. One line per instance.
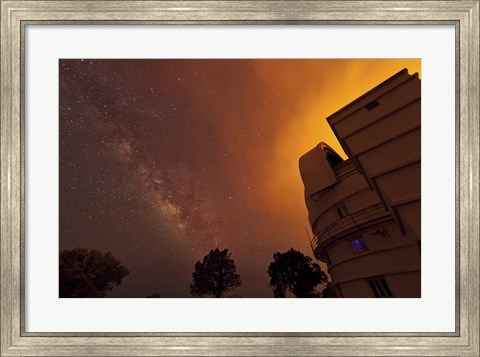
1, 1, 478, 356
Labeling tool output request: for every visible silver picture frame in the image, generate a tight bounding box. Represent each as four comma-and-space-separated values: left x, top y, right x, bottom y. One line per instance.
1, 1, 478, 356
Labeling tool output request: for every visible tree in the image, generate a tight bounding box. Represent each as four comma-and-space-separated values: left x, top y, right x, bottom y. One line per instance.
190, 248, 241, 298
59, 248, 129, 298
267, 248, 328, 298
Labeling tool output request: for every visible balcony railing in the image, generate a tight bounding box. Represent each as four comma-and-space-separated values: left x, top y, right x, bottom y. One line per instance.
310, 203, 391, 253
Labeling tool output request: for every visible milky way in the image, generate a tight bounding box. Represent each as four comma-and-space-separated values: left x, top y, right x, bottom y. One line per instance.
59, 59, 421, 297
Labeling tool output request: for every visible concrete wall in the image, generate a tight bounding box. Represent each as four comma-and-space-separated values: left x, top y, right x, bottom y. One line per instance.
324, 220, 420, 297
327, 69, 421, 241
337, 270, 421, 298
307, 166, 381, 234
299, 69, 421, 298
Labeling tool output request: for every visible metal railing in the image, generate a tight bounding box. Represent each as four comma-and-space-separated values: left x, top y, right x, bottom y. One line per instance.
310, 203, 391, 253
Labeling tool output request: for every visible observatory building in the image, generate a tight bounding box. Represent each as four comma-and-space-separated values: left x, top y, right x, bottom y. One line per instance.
299, 69, 421, 298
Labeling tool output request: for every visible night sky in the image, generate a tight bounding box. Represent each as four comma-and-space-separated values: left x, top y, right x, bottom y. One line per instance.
59, 59, 421, 297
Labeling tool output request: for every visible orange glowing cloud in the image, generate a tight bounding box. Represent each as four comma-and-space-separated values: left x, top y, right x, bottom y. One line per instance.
244, 59, 421, 248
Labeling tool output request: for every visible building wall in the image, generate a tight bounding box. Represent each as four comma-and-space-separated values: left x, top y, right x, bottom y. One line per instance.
299, 69, 421, 298
385, 271, 421, 297
306, 162, 382, 235
327, 69, 421, 241
324, 220, 420, 298
299, 151, 421, 297
338, 271, 421, 298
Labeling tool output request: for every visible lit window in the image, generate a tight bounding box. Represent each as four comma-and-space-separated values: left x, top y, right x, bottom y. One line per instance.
350, 237, 368, 254
368, 278, 393, 297
336, 204, 349, 219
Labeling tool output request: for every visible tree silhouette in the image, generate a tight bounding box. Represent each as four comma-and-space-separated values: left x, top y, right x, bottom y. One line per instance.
267, 248, 328, 298
190, 248, 241, 298
59, 248, 129, 298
